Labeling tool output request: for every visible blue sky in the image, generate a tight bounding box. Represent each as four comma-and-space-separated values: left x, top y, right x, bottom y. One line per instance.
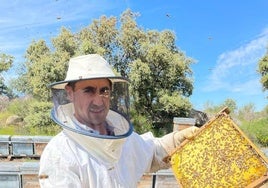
1, 0, 268, 111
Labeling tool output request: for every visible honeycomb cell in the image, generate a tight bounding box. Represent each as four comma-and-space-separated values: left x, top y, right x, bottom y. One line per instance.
169, 108, 268, 188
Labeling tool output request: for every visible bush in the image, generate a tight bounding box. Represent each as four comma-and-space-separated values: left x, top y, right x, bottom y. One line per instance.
130, 109, 153, 135
0, 111, 13, 127
240, 118, 268, 147
23, 100, 61, 135
0, 95, 9, 112
7, 97, 33, 117
0, 97, 61, 135
26, 124, 61, 136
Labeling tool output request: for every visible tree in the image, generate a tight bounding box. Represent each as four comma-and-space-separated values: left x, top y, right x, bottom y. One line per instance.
238, 103, 256, 122
258, 48, 268, 91
204, 98, 237, 116
0, 53, 15, 98
15, 38, 72, 101
0, 53, 13, 72
14, 9, 194, 134
129, 30, 193, 132
14, 40, 51, 100
51, 27, 78, 57
222, 98, 237, 113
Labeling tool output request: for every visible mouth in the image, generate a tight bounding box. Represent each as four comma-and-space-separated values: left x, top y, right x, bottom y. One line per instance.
89, 107, 105, 113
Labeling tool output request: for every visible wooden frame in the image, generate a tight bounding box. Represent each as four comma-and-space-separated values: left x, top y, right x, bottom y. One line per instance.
169, 107, 268, 188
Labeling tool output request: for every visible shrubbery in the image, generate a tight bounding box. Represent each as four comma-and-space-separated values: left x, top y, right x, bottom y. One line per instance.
131, 109, 152, 134
0, 96, 268, 147
0, 97, 61, 136
23, 100, 61, 135
240, 118, 268, 147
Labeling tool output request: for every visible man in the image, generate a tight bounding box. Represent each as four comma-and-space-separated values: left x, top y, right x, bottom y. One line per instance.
39, 54, 198, 187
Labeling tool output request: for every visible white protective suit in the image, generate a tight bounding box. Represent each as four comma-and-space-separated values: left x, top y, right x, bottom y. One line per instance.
39, 108, 171, 188
39, 54, 199, 187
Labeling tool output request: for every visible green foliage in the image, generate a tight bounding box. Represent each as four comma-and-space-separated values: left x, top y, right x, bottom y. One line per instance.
23, 100, 61, 135
0, 125, 16, 135
204, 98, 237, 117
26, 124, 61, 136
258, 49, 268, 91
0, 124, 61, 136
237, 103, 256, 122
14, 39, 72, 101
2, 97, 61, 135
78, 15, 117, 56
24, 101, 54, 127
240, 118, 268, 147
159, 91, 192, 116
0, 110, 12, 126
4, 9, 268, 140
0, 77, 8, 96
261, 105, 268, 116
0, 95, 9, 112
52, 28, 78, 57
7, 97, 33, 117
129, 30, 194, 131
9, 9, 194, 135
0, 53, 15, 97
14, 40, 50, 99
131, 109, 152, 134
0, 53, 13, 72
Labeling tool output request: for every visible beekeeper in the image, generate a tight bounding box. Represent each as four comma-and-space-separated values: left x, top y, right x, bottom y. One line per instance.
39, 54, 198, 188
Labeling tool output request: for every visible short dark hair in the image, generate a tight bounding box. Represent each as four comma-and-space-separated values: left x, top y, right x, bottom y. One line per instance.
66, 82, 76, 90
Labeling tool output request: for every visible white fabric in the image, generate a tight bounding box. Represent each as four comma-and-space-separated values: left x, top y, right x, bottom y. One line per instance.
56, 103, 131, 136
52, 54, 127, 89
65, 54, 115, 80
39, 104, 170, 187
39, 131, 170, 188
64, 129, 126, 166
54, 103, 132, 165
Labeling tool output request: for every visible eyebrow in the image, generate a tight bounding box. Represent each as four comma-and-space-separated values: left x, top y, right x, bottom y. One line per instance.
83, 86, 95, 90
82, 86, 110, 91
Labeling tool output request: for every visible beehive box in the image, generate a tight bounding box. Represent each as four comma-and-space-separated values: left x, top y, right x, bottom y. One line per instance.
169, 108, 268, 188
173, 117, 196, 131
0, 174, 21, 188
21, 162, 40, 188
0, 135, 10, 156
0, 162, 21, 188
32, 136, 52, 156
11, 136, 34, 156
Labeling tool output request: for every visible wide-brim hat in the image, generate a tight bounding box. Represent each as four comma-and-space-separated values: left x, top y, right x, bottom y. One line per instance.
49, 54, 128, 89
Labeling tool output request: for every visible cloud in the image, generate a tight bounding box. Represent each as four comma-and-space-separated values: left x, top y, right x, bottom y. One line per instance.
204, 28, 268, 95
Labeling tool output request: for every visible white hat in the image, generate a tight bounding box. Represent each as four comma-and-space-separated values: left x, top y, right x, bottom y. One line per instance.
49, 54, 132, 139
49, 54, 128, 89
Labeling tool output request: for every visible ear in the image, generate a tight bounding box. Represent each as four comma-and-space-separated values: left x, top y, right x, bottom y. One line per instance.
65, 85, 74, 101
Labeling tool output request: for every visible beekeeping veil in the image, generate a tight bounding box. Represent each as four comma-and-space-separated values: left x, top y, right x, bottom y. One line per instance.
49, 54, 133, 141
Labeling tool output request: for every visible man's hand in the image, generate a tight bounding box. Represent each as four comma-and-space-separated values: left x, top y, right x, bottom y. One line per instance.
160, 126, 199, 155
173, 126, 199, 146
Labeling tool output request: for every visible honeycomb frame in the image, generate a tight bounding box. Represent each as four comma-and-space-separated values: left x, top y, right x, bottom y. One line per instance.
169, 107, 268, 188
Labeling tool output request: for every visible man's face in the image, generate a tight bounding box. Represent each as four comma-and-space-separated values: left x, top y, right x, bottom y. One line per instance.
65, 79, 111, 127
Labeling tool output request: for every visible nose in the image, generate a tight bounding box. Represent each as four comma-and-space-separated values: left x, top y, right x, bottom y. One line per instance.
91, 94, 105, 106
